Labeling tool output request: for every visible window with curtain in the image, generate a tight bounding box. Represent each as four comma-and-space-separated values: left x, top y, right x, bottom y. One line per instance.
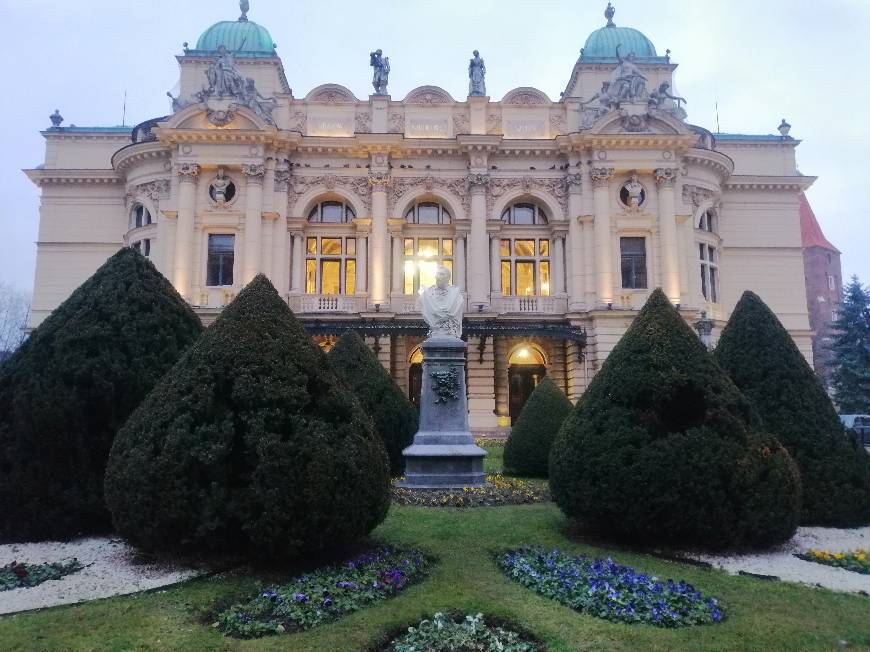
206, 234, 235, 286
499, 238, 550, 296
305, 236, 357, 295
620, 237, 647, 289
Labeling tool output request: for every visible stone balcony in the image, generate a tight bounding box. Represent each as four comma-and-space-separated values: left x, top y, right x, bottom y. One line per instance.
286, 294, 568, 317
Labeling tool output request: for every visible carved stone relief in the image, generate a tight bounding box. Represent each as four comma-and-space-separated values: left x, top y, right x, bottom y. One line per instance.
388, 112, 405, 134
355, 112, 372, 133
486, 113, 502, 135
289, 173, 372, 214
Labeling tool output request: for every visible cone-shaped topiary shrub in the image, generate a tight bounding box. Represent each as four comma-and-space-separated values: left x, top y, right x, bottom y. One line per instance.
714, 291, 870, 526
105, 275, 391, 558
0, 248, 202, 542
327, 331, 418, 476
504, 376, 572, 477
550, 289, 801, 549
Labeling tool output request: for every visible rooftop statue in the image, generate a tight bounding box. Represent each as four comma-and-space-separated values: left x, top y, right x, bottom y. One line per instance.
239, 0, 250, 21
419, 265, 464, 339
196, 41, 276, 124
370, 49, 390, 95
609, 45, 647, 102
468, 50, 486, 96
648, 82, 687, 120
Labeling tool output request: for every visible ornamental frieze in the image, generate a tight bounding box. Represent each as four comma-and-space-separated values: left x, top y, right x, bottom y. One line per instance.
288, 173, 371, 214
391, 175, 471, 216
682, 183, 718, 208
126, 178, 170, 203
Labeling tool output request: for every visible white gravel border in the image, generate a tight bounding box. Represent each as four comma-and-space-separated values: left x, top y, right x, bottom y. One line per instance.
0, 537, 204, 615
687, 526, 870, 594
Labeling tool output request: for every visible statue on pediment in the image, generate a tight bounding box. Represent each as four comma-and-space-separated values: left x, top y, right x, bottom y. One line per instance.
648, 82, 687, 120
468, 50, 486, 96
207, 45, 247, 97
370, 49, 390, 95
609, 46, 648, 102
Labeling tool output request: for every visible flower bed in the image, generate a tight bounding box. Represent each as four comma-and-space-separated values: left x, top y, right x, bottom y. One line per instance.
379, 612, 541, 652
217, 546, 431, 638
0, 559, 84, 591
392, 474, 549, 508
474, 437, 507, 448
496, 548, 724, 627
796, 549, 869, 575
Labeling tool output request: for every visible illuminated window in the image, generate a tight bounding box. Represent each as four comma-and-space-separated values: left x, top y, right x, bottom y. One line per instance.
508, 345, 546, 366
499, 238, 551, 296
403, 237, 454, 294
500, 202, 548, 225
308, 200, 356, 224
699, 243, 719, 302
404, 201, 452, 224
130, 203, 151, 229
206, 234, 235, 286
305, 236, 357, 294
620, 237, 647, 289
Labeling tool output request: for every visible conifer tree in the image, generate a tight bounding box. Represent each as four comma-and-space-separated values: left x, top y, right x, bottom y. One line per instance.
328, 331, 418, 476
504, 376, 572, 477
550, 289, 801, 549
715, 290, 870, 526
829, 276, 870, 414
105, 275, 390, 557
0, 248, 202, 541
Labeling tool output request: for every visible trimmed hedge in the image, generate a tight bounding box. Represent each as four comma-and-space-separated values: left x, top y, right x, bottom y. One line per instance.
504, 376, 572, 477
105, 275, 390, 557
714, 291, 870, 526
328, 331, 418, 476
0, 248, 202, 542
550, 289, 801, 549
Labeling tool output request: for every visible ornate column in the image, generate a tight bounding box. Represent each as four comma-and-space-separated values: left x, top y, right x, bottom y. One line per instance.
565, 172, 584, 309
590, 167, 615, 306
241, 163, 266, 284
454, 233, 466, 291
655, 167, 681, 304
290, 230, 304, 293
489, 235, 501, 298
467, 173, 490, 306
553, 232, 566, 295
173, 163, 200, 300
369, 171, 391, 306
272, 164, 291, 296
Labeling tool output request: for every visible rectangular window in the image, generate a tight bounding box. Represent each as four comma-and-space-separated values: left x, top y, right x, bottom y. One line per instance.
514, 240, 535, 257
321, 260, 341, 295
418, 239, 439, 258
404, 260, 416, 295
402, 238, 454, 294
346, 238, 356, 256
306, 237, 317, 255
620, 237, 647, 289
345, 259, 356, 295
828, 274, 835, 291
539, 261, 551, 296
539, 239, 549, 257
516, 262, 535, 296
501, 261, 512, 294
306, 259, 317, 294
442, 239, 453, 257
321, 238, 342, 255
500, 239, 510, 257
404, 238, 414, 256
143, 238, 151, 258
206, 234, 234, 286
699, 244, 719, 302
710, 266, 718, 303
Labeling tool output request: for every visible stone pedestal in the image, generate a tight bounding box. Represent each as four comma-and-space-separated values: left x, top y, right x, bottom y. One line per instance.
399, 336, 486, 488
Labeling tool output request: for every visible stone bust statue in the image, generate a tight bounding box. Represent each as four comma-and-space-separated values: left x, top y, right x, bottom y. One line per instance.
419, 265, 464, 339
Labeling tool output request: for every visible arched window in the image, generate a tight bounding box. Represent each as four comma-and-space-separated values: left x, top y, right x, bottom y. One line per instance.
500, 202, 548, 225
308, 200, 356, 224
698, 210, 717, 233
130, 203, 151, 229
405, 201, 451, 224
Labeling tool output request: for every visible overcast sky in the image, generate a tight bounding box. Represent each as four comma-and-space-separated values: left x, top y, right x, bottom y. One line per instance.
2, 0, 867, 295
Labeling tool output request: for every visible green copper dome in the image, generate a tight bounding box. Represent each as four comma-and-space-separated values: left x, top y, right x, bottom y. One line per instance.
580, 3, 664, 63
193, 3, 275, 56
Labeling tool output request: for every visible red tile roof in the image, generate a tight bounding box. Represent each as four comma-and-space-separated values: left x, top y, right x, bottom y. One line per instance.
799, 193, 839, 252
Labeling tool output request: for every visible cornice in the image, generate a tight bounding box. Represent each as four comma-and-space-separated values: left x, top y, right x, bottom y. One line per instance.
25, 168, 123, 187
559, 132, 698, 151
683, 148, 734, 179
112, 141, 171, 173
723, 175, 816, 191
153, 126, 298, 150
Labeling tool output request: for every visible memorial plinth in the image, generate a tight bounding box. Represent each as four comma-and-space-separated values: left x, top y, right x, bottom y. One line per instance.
398, 336, 486, 488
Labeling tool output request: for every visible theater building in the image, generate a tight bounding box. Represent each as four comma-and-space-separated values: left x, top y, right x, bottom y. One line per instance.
25, 3, 816, 430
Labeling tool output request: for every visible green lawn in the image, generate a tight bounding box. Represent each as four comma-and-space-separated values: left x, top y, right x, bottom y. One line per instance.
1, 446, 867, 651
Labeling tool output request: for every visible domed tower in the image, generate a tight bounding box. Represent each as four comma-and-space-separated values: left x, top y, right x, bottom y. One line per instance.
191, 1, 277, 57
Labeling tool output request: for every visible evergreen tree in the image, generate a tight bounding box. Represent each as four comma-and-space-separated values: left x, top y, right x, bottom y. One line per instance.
830, 276, 870, 414
105, 275, 390, 558
715, 290, 870, 526
550, 289, 801, 549
0, 249, 202, 542
328, 331, 418, 476
504, 376, 572, 477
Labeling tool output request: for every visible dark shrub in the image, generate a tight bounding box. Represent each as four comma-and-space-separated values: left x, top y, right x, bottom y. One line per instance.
504, 376, 572, 477
549, 289, 801, 549
105, 275, 390, 557
714, 291, 870, 526
0, 248, 202, 542
328, 331, 418, 476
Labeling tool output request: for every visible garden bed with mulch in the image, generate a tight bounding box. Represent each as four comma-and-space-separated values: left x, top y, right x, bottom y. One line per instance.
391, 475, 549, 508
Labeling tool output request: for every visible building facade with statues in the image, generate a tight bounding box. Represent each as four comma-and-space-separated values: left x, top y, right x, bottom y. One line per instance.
25, 3, 816, 430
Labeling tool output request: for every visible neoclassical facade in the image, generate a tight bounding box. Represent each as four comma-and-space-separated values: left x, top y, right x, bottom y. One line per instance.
25, 3, 815, 429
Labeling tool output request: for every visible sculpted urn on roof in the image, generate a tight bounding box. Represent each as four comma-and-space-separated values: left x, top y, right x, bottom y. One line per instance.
419, 265, 464, 339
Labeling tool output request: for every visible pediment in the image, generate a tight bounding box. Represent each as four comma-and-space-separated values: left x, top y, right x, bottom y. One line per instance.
162, 103, 265, 131
403, 86, 455, 104
587, 107, 691, 136
500, 87, 552, 105
305, 84, 359, 103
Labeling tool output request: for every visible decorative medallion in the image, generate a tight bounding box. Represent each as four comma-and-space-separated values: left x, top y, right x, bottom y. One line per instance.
430, 368, 460, 404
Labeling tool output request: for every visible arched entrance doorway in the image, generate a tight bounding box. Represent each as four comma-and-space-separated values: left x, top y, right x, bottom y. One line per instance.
508, 345, 547, 424
408, 347, 423, 409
